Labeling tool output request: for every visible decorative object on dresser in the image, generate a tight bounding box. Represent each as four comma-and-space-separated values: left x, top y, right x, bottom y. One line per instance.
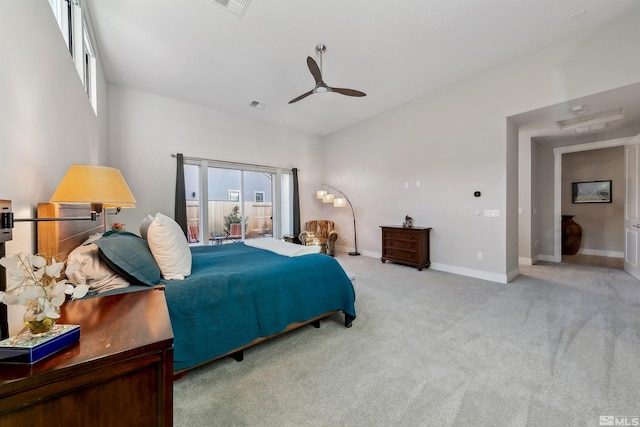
315, 183, 360, 255
0, 289, 173, 427
403, 215, 413, 228
380, 225, 432, 271
0, 324, 80, 364
299, 220, 338, 256
0, 252, 88, 337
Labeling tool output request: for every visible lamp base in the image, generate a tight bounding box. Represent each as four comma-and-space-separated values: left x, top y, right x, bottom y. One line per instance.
348, 251, 361, 256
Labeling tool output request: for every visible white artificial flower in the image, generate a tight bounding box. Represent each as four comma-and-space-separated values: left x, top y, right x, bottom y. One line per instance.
0, 252, 89, 322
45, 259, 65, 278
2, 294, 20, 305
71, 284, 89, 300
0, 255, 17, 270
30, 255, 46, 269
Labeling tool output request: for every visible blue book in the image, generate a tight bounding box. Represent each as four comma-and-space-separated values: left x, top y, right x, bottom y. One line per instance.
0, 324, 80, 364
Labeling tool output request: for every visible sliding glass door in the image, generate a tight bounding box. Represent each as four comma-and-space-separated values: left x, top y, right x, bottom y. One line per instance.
183, 159, 291, 245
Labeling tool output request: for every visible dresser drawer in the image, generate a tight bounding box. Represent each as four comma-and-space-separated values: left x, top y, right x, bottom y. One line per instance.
385, 239, 417, 250
385, 230, 417, 241
385, 248, 417, 261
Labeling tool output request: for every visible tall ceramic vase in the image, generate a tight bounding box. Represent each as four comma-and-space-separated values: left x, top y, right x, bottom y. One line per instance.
561, 215, 582, 255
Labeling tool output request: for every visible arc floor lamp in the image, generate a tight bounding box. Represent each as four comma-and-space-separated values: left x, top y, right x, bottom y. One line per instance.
316, 184, 360, 256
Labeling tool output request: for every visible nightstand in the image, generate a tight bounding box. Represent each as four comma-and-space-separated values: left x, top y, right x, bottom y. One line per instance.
0, 289, 174, 427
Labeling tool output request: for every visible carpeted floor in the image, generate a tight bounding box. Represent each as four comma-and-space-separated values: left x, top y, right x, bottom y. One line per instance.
173, 254, 640, 427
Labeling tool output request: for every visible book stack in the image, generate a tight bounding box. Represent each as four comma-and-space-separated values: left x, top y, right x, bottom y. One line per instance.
0, 324, 80, 364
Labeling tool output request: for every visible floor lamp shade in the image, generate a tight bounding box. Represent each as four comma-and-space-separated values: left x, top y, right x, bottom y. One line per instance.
49, 165, 136, 211
333, 197, 347, 208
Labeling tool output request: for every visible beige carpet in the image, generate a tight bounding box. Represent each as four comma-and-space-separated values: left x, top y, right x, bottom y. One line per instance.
173, 255, 640, 427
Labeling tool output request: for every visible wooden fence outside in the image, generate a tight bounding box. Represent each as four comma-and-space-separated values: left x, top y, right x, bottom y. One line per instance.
186, 201, 272, 240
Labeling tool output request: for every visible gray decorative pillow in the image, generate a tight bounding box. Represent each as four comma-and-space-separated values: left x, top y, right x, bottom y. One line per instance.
139, 214, 154, 240
94, 231, 161, 286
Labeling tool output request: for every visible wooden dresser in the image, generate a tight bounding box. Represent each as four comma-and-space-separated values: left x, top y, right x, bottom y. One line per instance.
0, 288, 174, 427
380, 226, 432, 271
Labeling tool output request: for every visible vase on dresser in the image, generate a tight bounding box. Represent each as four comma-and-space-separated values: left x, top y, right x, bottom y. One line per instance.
561, 215, 582, 255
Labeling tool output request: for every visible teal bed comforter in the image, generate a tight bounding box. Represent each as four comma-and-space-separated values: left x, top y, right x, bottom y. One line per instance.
163, 243, 356, 371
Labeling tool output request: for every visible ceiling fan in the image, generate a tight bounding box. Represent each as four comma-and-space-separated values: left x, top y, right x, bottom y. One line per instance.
288, 44, 367, 104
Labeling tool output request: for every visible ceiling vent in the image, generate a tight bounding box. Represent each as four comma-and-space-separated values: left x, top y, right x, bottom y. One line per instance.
249, 100, 266, 110
210, 0, 251, 17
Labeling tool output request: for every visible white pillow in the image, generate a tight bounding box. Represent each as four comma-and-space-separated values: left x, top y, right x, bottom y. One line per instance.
67, 242, 129, 293
139, 214, 154, 240
147, 213, 192, 280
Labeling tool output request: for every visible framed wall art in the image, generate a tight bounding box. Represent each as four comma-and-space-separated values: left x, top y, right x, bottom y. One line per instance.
572, 180, 612, 203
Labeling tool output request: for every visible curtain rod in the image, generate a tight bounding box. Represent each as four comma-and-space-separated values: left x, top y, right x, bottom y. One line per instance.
170, 154, 294, 173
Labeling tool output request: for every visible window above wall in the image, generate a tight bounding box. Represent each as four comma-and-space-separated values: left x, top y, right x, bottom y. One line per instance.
48, 0, 98, 115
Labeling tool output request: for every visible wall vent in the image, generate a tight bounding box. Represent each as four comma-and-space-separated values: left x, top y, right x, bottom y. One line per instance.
211, 0, 251, 17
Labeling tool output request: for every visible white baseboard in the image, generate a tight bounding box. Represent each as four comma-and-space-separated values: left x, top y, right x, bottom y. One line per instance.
341, 252, 521, 284
335, 245, 378, 258
429, 262, 511, 284
578, 248, 624, 258
506, 267, 520, 283
521, 251, 623, 263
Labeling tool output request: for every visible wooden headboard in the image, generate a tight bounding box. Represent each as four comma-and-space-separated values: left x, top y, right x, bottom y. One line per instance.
37, 203, 106, 260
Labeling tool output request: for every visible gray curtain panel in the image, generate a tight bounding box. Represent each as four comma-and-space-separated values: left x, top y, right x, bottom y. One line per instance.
292, 168, 301, 240
174, 153, 188, 238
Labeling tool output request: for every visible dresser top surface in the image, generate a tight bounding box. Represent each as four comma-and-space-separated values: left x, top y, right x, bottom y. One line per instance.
0, 288, 173, 384
380, 225, 432, 230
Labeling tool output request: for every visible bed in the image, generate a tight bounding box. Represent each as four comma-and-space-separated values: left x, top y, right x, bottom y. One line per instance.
37, 203, 356, 373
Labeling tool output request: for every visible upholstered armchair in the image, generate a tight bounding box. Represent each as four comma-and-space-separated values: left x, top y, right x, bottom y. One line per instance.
299, 220, 338, 256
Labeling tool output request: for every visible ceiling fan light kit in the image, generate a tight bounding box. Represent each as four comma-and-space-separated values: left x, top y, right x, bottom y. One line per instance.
289, 44, 366, 104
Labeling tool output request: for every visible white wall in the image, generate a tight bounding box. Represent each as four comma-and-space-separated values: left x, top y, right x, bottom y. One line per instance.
322, 10, 640, 282
107, 86, 325, 233
0, 1, 109, 334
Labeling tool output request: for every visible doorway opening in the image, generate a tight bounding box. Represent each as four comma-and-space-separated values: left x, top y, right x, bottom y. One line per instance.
552, 138, 628, 269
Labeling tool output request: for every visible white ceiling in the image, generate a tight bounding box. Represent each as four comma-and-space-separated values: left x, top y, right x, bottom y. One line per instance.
85, 0, 640, 136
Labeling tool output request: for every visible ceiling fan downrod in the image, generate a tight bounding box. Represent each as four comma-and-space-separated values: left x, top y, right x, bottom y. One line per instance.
316, 44, 326, 72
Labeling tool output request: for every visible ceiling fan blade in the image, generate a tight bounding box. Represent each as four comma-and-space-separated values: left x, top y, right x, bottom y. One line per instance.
288, 90, 314, 104
330, 87, 367, 97
306, 56, 323, 84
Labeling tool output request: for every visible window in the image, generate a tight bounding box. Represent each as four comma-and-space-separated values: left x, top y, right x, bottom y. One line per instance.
82, 22, 97, 114
48, 0, 74, 56
48, 0, 98, 114
183, 158, 292, 244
